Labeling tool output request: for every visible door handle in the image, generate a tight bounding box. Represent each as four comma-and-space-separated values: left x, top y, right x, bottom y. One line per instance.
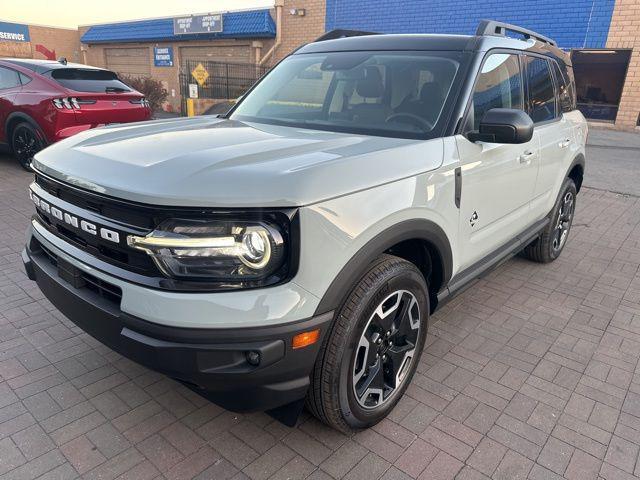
519, 151, 535, 164
559, 138, 571, 148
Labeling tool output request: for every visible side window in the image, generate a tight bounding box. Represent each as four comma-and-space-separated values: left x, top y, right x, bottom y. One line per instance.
466, 53, 523, 132
551, 60, 575, 113
0, 67, 21, 90
19, 72, 32, 85
524, 56, 557, 123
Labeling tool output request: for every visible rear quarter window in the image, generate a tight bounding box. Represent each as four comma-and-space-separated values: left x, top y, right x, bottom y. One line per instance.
47, 69, 132, 93
551, 60, 576, 113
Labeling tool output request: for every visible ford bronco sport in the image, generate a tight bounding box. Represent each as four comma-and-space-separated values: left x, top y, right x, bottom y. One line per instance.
23, 21, 586, 431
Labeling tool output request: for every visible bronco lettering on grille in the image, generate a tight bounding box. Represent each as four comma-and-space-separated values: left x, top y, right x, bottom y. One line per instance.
30, 190, 120, 244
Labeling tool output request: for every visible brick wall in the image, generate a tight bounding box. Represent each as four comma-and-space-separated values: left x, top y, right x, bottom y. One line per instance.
0, 24, 80, 61
325, 0, 616, 49
607, 0, 640, 129
28, 25, 81, 62
272, 0, 326, 63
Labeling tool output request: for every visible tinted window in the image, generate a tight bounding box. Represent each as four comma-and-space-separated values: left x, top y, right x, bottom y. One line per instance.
231, 51, 461, 139
0, 67, 21, 89
466, 54, 523, 132
551, 60, 575, 113
18, 72, 32, 85
47, 68, 132, 93
524, 57, 556, 122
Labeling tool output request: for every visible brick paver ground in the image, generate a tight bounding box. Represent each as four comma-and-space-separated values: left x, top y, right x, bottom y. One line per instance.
1, 149, 640, 480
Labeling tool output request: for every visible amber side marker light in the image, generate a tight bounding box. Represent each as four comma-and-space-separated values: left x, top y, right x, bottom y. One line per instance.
292, 329, 320, 349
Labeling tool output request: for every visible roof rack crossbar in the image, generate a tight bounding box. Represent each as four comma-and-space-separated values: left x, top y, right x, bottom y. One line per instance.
476, 19, 557, 47
314, 29, 379, 42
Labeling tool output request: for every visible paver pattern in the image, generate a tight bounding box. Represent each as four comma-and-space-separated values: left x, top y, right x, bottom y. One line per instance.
1, 150, 640, 480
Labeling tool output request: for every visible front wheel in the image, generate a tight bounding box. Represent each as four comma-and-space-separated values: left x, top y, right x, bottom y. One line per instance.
306, 254, 429, 432
11, 122, 46, 171
523, 177, 577, 263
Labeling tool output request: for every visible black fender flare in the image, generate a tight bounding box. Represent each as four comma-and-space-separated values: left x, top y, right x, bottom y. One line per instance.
313, 219, 453, 316
566, 153, 585, 191
5, 112, 44, 140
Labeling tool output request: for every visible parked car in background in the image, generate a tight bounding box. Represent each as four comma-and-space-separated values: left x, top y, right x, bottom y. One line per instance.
0, 58, 151, 169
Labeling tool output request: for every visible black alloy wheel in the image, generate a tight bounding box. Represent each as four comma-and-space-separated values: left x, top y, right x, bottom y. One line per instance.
12, 122, 45, 170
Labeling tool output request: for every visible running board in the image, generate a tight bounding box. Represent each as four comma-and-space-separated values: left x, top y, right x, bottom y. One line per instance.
437, 217, 549, 306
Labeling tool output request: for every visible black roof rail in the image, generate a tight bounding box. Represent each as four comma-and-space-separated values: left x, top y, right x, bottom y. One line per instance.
476, 19, 557, 47
314, 29, 379, 42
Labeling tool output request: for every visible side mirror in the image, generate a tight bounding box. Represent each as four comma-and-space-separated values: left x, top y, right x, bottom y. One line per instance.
467, 108, 534, 144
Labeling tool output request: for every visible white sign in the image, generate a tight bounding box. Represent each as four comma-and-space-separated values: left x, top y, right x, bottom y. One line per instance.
188, 84, 198, 99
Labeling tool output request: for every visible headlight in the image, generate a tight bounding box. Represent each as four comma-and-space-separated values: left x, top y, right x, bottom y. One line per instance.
127, 219, 286, 283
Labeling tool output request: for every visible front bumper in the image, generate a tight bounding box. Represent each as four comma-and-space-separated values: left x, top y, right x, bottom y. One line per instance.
23, 240, 333, 412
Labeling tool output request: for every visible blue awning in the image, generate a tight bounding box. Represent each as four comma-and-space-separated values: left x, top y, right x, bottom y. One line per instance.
81, 9, 275, 44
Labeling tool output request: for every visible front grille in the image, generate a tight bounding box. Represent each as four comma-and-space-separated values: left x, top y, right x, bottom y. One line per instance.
36, 239, 123, 305
35, 173, 156, 229
31, 171, 297, 292
34, 206, 158, 276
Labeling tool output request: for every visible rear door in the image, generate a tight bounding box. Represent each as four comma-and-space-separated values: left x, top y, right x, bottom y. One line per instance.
523, 55, 573, 219
455, 52, 540, 270
0, 66, 22, 143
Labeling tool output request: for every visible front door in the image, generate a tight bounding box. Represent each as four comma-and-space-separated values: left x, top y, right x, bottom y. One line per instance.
455, 52, 539, 270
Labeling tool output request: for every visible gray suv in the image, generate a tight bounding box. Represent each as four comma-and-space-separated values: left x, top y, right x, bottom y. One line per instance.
23, 20, 586, 431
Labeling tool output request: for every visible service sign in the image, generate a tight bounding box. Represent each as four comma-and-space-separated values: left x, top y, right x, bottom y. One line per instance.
154, 47, 173, 67
0, 21, 30, 42
173, 14, 223, 35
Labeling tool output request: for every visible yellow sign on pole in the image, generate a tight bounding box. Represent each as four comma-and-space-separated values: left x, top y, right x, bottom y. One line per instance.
191, 63, 209, 87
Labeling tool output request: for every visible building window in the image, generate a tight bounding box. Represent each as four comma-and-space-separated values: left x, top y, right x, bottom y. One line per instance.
571, 49, 632, 123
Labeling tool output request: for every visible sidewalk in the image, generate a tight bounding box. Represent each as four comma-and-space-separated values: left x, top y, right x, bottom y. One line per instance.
585, 128, 640, 197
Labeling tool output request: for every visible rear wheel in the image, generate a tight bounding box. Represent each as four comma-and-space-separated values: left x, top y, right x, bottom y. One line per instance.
523, 178, 577, 263
307, 254, 428, 432
11, 122, 45, 170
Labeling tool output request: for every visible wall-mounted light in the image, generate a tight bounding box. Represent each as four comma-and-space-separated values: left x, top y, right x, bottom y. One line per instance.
289, 8, 306, 16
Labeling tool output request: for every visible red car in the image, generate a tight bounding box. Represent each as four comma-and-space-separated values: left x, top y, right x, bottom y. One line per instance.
0, 58, 151, 169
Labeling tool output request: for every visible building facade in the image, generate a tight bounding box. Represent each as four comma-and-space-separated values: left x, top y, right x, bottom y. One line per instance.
0, 20, 80, 62
2, 0, 639, 129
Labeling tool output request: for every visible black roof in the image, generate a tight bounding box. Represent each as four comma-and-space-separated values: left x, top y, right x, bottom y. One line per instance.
295, 21, 569, 65
0, 58, 105, 74
297, 34, 479, 54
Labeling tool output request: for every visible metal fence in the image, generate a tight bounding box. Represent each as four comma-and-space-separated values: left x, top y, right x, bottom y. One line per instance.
179, 60, 270, 113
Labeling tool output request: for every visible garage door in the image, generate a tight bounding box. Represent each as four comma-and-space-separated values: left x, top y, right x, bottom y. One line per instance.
179, 45, 251, 66
105, 48, 150, 77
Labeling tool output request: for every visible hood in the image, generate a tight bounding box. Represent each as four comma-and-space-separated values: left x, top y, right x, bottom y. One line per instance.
33, 116, 444, 207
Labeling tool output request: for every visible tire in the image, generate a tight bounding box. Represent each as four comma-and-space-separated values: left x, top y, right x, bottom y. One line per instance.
523, 177, 577, 263
307, 254, 429, 432
11, 122, 46, 171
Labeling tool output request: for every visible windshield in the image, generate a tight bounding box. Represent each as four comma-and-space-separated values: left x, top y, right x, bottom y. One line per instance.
230, 51, 461, 139
48, 69, 133, 93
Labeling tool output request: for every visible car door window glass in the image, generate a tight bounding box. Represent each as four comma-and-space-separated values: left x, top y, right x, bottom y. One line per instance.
19, 72, 32, 85
466, 53, 523, 132
551, 61, 573, 113
0, 67, 20, 90
524, 56, 556, 122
